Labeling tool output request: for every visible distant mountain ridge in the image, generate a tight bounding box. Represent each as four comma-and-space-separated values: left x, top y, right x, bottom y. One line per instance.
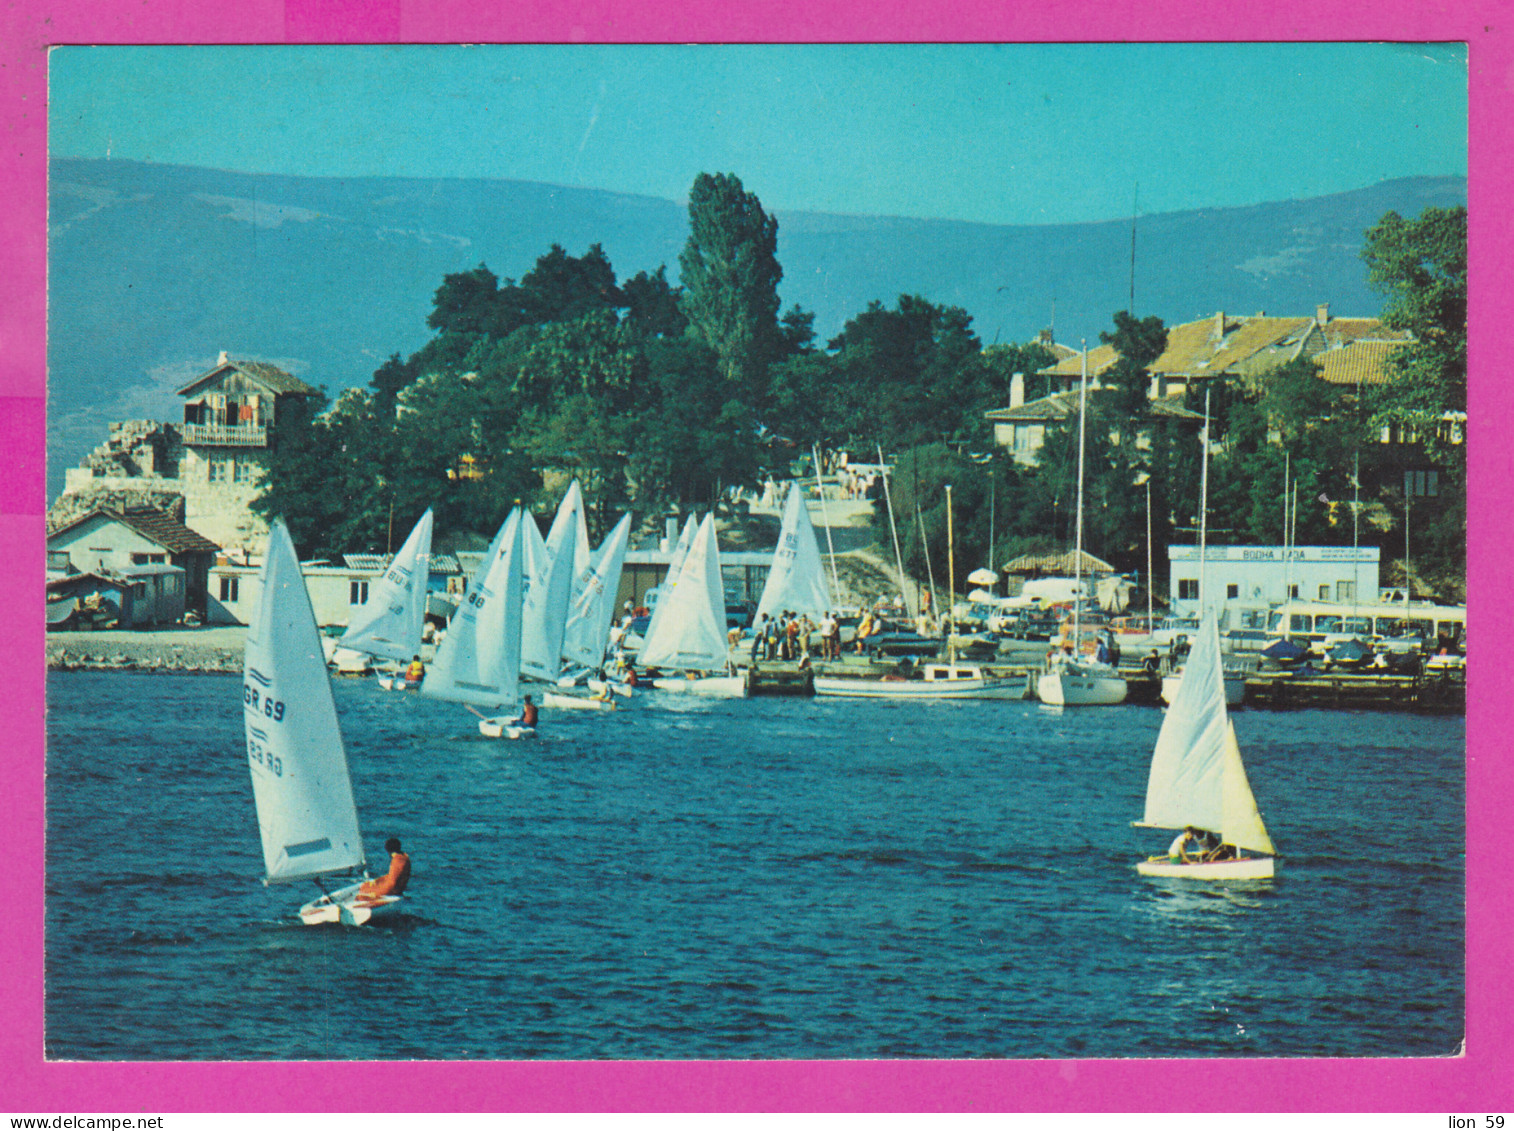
46, 157, 1465, 496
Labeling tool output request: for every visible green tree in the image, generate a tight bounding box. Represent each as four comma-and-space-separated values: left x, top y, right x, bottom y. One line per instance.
1361, 205, 1467, 463
1100, 310, 1168, 415
678, 172, 784, 402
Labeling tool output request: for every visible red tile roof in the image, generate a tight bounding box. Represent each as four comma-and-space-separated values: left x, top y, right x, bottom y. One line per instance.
48, 507, 222, 554
1316, 339, 1407, 386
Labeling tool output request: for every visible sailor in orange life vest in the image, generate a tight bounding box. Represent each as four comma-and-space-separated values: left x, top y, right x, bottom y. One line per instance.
521, 694, 539, 728
405, 654, 425, 684
358, 837, 411, 901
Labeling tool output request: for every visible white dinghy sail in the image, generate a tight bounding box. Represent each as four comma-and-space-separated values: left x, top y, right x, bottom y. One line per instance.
639, 513, 698, 647
562, 511, 632, 671
754, 482, 832, 624
1135, 609, 1276, 879
244, 519, 395, 926
520, 488, 583, 683
423, 509, 525, 713
341, 507, 433, 665
639, 513, 740, 692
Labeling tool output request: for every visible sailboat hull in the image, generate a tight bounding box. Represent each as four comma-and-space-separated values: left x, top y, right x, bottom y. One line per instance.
650, 675, 748, 698
1161, 672, 1245, 706
542, 690, 617, 711
298, 882, 402, 926
1136, 855, 1275, 880
1037, 669, 1128, 705
478, 717, 536, 739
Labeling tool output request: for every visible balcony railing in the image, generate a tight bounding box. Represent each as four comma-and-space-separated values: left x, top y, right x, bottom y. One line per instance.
182, 423, 268, 447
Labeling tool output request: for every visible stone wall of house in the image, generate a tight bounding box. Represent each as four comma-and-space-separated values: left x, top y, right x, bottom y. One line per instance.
56, 420, 272, 553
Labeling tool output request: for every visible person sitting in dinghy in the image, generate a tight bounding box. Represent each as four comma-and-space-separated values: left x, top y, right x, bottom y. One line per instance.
1167, 827, 1201, 863
405, 655, 425, 684
358, 837, 411, 901
521, 695, 539, 729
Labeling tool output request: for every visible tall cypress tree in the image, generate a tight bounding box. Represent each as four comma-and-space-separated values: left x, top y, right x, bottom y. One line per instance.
677, 172, 783, 405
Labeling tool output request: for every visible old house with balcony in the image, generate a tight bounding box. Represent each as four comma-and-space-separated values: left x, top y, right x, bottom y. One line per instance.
54, 352, 319, 554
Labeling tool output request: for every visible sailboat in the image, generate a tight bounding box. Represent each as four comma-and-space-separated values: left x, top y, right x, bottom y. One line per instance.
1037, 345, 1128, 706
519, 486, 583, 685
640, 513, 747, 697
549, 511, 634, 711
243, 519, 400, 926
632, 512, 698, 654
753, 482, 832, 626
1135, 608, 1276, 879
420, 509, 535, 739
335, 509, 434, 689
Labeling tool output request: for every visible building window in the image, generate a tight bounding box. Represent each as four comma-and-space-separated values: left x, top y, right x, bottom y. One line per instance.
1337, 581, 1356, 603
351, 580, 369, 605
219, 577, 239, 602
1178, 579, 1199, 600
1319, 584, 1331, 600
1404, 470, 1439, 498
1226, 584, 1239, 599
132, 552, 167, 565
233, 461, 255, 484
1288, 584, 1299, 599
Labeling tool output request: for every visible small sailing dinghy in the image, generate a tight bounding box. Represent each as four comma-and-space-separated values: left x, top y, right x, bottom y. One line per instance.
640, 514, 748, 697
244, 519, 400, 926
420, 508, 535, 739
1135, 610, 1276, 880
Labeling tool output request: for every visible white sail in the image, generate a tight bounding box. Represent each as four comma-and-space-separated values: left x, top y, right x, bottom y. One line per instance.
754, 482, 832, 624
422, 509, 524, 709
638, 513, 729, 672
519, 492, 581, 682
641, 513, 698, 644
339, 508, 433, 662
1141, 610, 1273, 855
244, 519, 366, 885
562, 512, 632, 669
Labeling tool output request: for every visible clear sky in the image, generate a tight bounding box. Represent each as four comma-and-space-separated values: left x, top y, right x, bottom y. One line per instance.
48, 42, 1466, 226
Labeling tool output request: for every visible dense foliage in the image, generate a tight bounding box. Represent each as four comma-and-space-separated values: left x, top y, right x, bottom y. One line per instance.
254, 183, 1465, 603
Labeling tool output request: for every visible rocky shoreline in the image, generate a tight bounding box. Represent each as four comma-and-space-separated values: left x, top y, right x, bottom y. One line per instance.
47, 627, 248, 674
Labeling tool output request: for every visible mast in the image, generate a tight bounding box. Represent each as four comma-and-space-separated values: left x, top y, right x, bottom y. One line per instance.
1199, 387, 1211, 618
1282, 453, 1292, 608
915, 502, 938, 625
1073, 341, 1089, 651
878, 444, 909, 614
811, 445, 843, 604
945, 483, 956, 641
1146, 480, 1154, 632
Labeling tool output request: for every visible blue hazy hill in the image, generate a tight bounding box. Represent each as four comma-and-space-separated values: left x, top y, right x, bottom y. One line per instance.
47, 157, 1465, 495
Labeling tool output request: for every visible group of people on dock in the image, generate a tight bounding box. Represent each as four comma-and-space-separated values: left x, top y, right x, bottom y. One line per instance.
749, 611, 844, 662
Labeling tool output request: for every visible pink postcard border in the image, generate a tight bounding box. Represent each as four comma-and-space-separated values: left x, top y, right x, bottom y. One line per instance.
1, 0, 1508, 1113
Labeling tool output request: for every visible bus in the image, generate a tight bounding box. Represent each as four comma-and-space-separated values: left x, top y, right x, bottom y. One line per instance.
1263, 599, 1466, 651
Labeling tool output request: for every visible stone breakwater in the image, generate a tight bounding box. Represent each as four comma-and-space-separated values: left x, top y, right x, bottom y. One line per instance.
47, 627, 248, 675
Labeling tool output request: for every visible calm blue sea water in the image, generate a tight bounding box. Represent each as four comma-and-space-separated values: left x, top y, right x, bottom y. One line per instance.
45, 671, 1464, 1060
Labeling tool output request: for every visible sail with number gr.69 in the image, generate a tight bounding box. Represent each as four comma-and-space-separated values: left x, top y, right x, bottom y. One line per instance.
637, 513, 729, 672
422, 508, 525, 710
243, 519, 366, 885
562, 511, 633, 670
339, 508, 433, 662
754, 482, 832, 624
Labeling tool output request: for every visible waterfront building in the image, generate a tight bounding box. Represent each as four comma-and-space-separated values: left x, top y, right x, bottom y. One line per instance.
46, 504, 220, 617
1167, 543, 1381, 627
52, 352, 320, 555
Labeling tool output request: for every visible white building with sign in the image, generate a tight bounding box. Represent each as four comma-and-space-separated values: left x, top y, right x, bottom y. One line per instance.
1167, 544, 1381, 626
